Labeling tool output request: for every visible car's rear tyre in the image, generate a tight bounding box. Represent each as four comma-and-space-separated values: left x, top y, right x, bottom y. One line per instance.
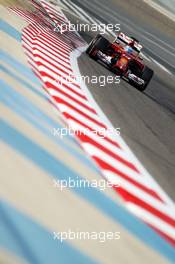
86, 34, 101, 54
139, 66, 154, 91
86, 35, 110, 59
130, 37, 139, 43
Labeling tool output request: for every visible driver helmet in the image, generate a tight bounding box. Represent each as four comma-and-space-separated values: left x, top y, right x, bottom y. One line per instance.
125, 45, 133, 54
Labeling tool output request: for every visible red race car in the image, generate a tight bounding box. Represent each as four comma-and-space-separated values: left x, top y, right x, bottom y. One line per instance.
86, 32, 154, 91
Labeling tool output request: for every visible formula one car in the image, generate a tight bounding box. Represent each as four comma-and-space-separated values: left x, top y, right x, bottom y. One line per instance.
86, 32, 154, 91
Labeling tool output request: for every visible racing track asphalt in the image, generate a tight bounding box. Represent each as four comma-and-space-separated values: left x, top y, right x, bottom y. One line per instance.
62, 0, 175, 201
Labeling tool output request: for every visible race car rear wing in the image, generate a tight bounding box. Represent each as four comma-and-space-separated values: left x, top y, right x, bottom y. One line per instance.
115, 32, 143, 53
